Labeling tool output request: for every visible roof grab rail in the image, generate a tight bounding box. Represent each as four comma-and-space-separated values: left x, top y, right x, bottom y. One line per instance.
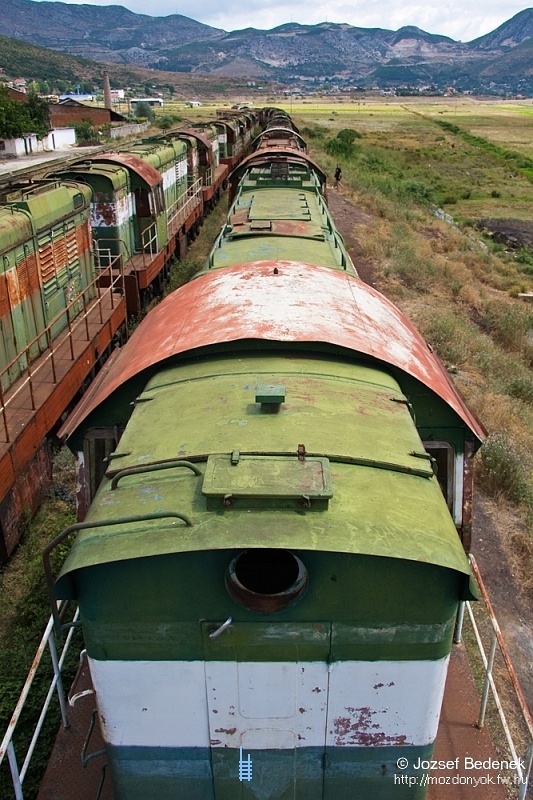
110, 459, 202, 490
43, 512, 194, 634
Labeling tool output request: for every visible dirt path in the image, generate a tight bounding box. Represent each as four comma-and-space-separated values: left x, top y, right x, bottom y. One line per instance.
327, 188, 377, 286
328, 186, 533, 716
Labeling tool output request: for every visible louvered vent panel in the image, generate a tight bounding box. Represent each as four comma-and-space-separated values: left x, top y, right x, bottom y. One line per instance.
17, 258, 30, 298
53, 235, 68, 272
38, 242, 55, 284
26, 253, 39, 293
66, 229, 79, 273
76, 221, 90, 253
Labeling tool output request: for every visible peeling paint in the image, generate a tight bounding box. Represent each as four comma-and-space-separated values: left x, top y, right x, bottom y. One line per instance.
333, 707, 409, 747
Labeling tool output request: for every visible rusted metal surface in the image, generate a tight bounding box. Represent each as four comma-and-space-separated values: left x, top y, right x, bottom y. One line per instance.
332, 707, 408, 747
176, 130, 215, 164
0, 283, 125, 559
228, 215, 322, 238
59, 261, 486, 444
229, 149, 327, 203
253, 127, 307, 150
89, 153, 162, 187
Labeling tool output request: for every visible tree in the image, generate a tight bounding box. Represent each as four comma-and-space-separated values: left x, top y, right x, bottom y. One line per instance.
0, 88, 50, 140
26, 92, 50, 138
0, 86, 33, 138
74, 119, 98, 144
155, 114, 180, 130
134, 101, 154, 121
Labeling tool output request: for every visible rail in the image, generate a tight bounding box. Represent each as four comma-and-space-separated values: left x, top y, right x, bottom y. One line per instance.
0, 258, 125, 443
0, 605, 80, 800
201, 165, 214, 188
167, 178, 202, 237
455, 555, 533, 799
141, 221, 158, 258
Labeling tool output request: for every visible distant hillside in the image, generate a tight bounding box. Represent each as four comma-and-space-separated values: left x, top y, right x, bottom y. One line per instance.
1, 0, 533, 91
469, 8, 533, 50
1, 0, 223, 66
0, 34, 246, 97
0, 34, 141, 85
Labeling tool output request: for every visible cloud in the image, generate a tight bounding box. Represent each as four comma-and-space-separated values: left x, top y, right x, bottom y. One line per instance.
32, 0, 529, 42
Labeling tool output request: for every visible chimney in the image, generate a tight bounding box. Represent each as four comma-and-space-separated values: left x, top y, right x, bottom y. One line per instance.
103, 70, 112, 111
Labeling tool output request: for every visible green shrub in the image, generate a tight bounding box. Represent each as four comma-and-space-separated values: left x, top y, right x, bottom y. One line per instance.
507, 376, 533, 404
401, 179, 434, 204
516, 247, 533, 266
74, 118, 99, 144
478, 432, 532, 505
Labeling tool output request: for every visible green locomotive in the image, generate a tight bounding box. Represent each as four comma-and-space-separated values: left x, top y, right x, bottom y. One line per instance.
48, 117, 485, 800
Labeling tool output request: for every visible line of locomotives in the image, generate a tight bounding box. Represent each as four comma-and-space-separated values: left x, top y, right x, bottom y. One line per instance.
0, 108, 261, 561
45, 110, 486, 800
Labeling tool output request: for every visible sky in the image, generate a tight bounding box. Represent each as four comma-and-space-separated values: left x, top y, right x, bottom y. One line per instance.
31, 0, 530, 43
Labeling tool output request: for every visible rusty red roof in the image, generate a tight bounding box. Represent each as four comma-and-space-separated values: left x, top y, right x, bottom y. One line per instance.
89, 153, 162, 186
177, 130, 214, 164
59, 261, 486, 442
253, 128, 306, 150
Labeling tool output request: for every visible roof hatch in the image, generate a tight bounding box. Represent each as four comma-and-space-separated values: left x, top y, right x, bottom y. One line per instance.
202, 453, 332, 510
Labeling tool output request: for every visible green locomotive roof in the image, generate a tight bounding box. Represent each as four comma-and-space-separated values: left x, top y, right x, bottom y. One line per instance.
0, 183, 91, 253
54, 161, 130, 193
56, 356, 473, 598
208, 186, 353, 272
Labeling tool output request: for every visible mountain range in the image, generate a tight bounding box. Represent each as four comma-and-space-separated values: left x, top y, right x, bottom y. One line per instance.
2, 0, 533, 90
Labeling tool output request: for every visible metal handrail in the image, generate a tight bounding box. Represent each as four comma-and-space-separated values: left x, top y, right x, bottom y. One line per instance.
167, 179, 202, 236
43, 513, 194, 633
140, 221, 158, 260
0, 258, 125, 442
455, 554, 533, 799
0, 605, 80, 800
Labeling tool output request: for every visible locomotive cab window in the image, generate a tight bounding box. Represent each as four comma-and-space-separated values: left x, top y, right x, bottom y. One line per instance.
424, 441, 455, 512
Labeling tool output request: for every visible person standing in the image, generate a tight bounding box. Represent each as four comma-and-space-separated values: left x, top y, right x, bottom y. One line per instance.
334, 164, 342, 188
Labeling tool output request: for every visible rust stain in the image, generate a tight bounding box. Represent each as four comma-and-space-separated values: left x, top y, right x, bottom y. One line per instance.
215, 727, 237, 735
312, 687, 322, 693
93, 201, 117, 227
333, 707, 408, 747
299, 707, 306, 713
373, 683, 384, 689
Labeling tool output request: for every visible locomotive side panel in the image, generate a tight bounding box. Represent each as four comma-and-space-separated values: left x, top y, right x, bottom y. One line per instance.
0, 182, 94, 391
